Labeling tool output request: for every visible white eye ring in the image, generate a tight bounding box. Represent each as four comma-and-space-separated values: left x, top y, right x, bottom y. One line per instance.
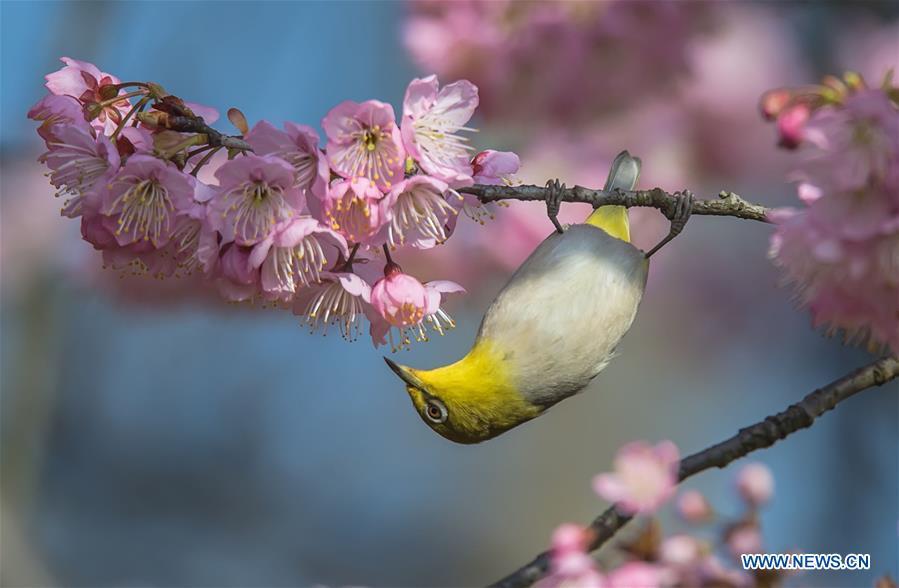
424, 398, 448, 424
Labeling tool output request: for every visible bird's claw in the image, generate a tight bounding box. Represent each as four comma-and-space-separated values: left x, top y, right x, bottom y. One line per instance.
545, 179, 565, 234
645, 190, 694, 259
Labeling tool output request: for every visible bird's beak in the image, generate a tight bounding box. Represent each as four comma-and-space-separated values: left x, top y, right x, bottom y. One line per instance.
383, 357, 425, 389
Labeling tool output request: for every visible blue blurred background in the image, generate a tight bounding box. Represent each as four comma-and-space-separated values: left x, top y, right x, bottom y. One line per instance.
1, 2, 896, 586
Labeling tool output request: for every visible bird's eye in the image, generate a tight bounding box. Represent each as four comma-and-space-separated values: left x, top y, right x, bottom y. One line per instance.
424, 398, 448, 424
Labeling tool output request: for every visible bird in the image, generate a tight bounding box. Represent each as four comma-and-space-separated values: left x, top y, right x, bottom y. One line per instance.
385, 151, 693, 443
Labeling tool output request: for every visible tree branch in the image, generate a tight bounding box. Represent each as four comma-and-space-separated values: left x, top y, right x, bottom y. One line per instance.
489, 356, 899, 588
461, 184, 772, 224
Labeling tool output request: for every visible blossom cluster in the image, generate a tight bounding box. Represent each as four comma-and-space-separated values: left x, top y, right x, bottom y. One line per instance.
540, 441, 780, 588
764, 72, 899, 353
404, 0, 715, 125
29, 57, 520, 350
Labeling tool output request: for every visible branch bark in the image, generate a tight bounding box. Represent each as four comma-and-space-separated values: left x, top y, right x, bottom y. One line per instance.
461, 184, 772, 224
489, 356, 899, 588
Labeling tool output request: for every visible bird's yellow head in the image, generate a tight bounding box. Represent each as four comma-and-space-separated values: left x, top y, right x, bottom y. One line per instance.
384, 342, 542, 444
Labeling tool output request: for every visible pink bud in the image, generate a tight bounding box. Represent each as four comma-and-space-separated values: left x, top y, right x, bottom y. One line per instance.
370, 270, 429, 328
727, 524, 762, 557
759, 89, 793, 121
551, 524, 589, 556
660, 534, 701, 567
776, 103, 810, 149
736, 462, 774, 506
676, 490, 712, 523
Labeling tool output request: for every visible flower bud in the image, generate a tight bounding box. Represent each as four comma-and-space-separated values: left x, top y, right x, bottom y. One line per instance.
776, 103, 810, 149
736, 462, 774, 506
759, 89, 792, 121
676, 489, 713, 523
98, 84, 121, 100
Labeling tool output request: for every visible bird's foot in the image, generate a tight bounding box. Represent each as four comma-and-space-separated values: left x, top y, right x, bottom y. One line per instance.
545, 179, 566, 234
645, 190, 694, 258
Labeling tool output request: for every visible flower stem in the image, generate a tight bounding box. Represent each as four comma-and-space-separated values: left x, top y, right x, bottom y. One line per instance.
190, 146, 223, 177
97, 89, 146, 108
110, 96, 150, 141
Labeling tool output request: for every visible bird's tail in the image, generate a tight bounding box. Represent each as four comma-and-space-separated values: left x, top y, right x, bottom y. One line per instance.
585, 150, 641, 243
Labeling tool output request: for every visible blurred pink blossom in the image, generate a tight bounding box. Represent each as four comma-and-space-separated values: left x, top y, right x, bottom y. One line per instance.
323, 100, 405, 191
606, 561, 665, 588
735, 462, 775, 507
726, 524, 762, 557
675, 490, 713, 524
659, 534, 701, 568
593, 441, 680, 515
536, 524, 605, 588
769, 89, 899, 352
775, 103, 810, 149
404, 1, 714, 124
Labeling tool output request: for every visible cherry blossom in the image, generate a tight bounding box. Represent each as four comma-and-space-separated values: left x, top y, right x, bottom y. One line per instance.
323, 100, 405, 191
593, 441, 680, 515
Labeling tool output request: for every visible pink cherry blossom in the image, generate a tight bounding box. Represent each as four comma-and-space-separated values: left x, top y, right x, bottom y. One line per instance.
775, 103, 810, 149
726, 524, 762, 557
248, 217, 348, 301
38, 123, 119, 218
209, 153, 304, 245
323, 100, 405, 191
404, 2, 711, 123
322, 178, 389, 243
606, 561, 664, 588
593, 441, 680, 515
401, 75, 478, 185
44, 57, 129, 135
769, 88, 899, 352
215, 243, 260, 302
183, 101, 219, 124
27, 94, 92, 142
294, 271, 372, 341
422, 279, 464, 334
471, 150, 520, 185
698, 555, 752, 587
385, 175, 459, 249
735, 463, 774, 507
675, 490, 713, 524
246, 120, 329, 200
759, 88, 793, 121
801, 90, 899, 197
659, 534, 701, 567
371, 267, 429, 327
536, 524, 605, 588
155, 197, 218, 278
369, 274, 463, 351
99, 155, 197, 247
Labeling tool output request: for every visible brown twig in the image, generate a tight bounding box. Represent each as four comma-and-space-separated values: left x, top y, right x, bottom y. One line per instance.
461, 184, 771, 223
489, 356, 899, 588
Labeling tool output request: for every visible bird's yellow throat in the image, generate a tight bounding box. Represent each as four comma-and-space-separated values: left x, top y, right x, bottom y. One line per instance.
408, 339, 541, 442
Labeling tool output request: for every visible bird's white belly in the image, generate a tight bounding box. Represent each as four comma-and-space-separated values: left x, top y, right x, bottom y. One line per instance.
477, 224, 648, 406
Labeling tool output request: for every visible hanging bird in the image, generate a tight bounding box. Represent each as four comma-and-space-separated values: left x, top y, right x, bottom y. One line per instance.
385, 151, 693, 443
